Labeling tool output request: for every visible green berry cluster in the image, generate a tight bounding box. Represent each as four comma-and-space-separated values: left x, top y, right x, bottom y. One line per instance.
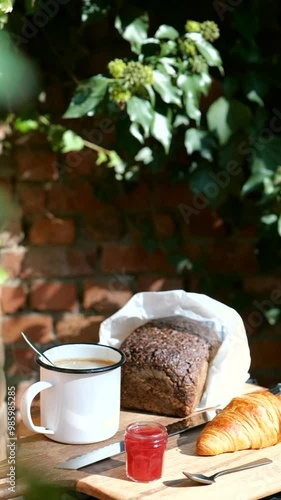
178, 39, 197, 57
188, 55, 208, 74
185, 19, 220, 42
185, 20, 201, 33
200, 21, 220, 42
107, 59, 154, 105
110, 85, 132, 104
108, 59, 127, 79
123, 61, 154, 88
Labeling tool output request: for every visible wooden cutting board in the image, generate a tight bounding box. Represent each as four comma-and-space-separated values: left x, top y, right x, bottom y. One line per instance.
76, 427, 281, 500
17, 383, 281, 500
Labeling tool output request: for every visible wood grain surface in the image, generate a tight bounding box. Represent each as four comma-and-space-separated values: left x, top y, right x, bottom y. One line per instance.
8, 383, 281, 500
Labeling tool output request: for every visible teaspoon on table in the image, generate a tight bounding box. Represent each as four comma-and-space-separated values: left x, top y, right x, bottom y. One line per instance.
21, 331, 56, 367
182, 457, 272, 485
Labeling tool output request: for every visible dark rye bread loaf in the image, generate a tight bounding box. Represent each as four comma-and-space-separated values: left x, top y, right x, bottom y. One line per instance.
121, 316, 221, 417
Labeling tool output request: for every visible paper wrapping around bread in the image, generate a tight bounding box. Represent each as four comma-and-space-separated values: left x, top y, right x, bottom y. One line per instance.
99, 290, 251, 410
196, 391, 281, 455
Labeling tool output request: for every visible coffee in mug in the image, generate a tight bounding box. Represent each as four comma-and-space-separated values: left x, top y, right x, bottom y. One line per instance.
20, 343, 126, 444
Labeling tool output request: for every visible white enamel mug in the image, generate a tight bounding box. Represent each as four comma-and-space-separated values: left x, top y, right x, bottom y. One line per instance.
20, 343, 126, 444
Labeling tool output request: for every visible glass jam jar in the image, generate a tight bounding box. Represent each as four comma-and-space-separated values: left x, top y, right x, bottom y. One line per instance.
124, 421, 168, 482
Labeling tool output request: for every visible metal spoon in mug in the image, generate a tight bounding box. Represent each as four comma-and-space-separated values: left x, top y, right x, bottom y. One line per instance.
21, 331, 56, 367
182, 457, 272, 485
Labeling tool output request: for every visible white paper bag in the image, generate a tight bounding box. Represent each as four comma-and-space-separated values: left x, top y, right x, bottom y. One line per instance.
99, 290, 251, 410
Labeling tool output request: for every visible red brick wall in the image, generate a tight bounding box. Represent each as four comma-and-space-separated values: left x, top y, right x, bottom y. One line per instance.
1, 124, 281, 394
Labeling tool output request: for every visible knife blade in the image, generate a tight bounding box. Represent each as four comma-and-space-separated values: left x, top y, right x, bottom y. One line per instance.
56, 406, 218, 470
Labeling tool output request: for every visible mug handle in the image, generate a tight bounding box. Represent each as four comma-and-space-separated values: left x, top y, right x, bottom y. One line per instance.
20, 381, 55, 435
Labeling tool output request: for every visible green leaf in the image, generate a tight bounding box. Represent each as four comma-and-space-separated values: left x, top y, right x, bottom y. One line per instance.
135, 147, 153, 164
81, 0, 110, 24
255, 137, 281, 171
127, 96, 154, 141
0, 268, 8, 285
115, 8, 149, 54
174, 115, 189, 127
187, 33, 223, 72
154, 25, 179, 40
63, 76, 109, 119
207, 97, 252, 145
14, 118, 38, 133
96, 151, 107, 165
151, 111, 172, 153
184, 128, 214, 160
61, 130, 84, 153
157, 57, 177, 77
153, 70, 182, 106
177, 74, 201, 124
261, 214, 278, 225
278, 215, 281, 237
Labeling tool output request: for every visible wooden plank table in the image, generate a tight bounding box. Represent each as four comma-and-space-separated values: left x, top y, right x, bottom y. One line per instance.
3, 383, 281, 500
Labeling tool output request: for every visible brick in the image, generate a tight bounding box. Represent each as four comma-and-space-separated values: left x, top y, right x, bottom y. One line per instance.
14, 130, 49, 147
249, 339, 281, 370
154, 182, 192, 208
29, 217, 75, 245
65, 150, 97, 176
46, 179, 101, 214
1, 285, 26, 313
116, 182, 151, 211
44, 83, 66, 114
101, 244, 173, 273
153, 214, 175, 238
16, 184, 46, 213
55, 314, 105, 343
2, 314, 53, 344
82, 206, 123, 241
0, 179, 13, 198
200, 78, 222, 113
244, 275, 281, 296
83, 280, 132, 312
16, 151, 58, 181
0, 370, 6, 405
136, 275, 184, 292
0, 219, 24, 247
207, 240, 258, 274
5, 345, 37, 380
0, 248, 25, 279
22, 247, 96, 278
30, 281, 78, 311
180, 207, 226, 237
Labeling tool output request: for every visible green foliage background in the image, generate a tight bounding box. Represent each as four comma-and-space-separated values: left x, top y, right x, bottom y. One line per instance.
1, 0, 281, 323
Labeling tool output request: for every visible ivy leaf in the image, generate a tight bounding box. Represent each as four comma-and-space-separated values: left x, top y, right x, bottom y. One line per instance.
278, 215, 281, 237
127, 96, 154, 141
115, 7, 149, 54
255, 137, 281, 171
63, 76, 109, 119
185, 128, 214, 160
261, 214, 278, 225
14, 118, 38, 133
0, 268, 8, 286
153, 70, 182, 106
151, 111, 172, 153
135, 147, 153, 164
177, 74, 201, 124
207, 97, 252, 145
187, 33, 223, 72
157, 57, 177, 77
61, 130, 84, 153
174, 115, 189, 127
81, 0, 110, 24
154, 24, 179, 40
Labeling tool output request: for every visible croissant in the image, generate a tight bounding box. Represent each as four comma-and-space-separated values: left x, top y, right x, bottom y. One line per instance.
196, 391, 281, 456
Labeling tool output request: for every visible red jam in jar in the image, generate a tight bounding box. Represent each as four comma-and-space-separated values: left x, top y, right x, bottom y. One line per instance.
124, 421, 168, 482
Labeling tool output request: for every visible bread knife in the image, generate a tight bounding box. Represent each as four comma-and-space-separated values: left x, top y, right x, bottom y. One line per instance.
56, 406, 218, 470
